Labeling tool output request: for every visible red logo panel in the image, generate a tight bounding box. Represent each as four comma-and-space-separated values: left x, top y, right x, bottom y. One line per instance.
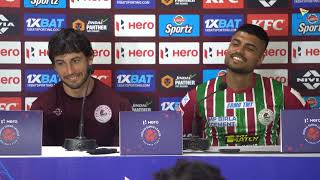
0, 97, 21, 110
203, 0, 244, 9
247, 14, 288, 36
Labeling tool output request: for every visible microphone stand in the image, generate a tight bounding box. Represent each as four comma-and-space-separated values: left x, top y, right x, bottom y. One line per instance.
183, 82, 228, 151
63, 74, 97, 151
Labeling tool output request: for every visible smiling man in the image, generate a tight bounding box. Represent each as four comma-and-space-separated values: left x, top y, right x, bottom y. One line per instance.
31, 28, 131, 146
180, 24, 309, 147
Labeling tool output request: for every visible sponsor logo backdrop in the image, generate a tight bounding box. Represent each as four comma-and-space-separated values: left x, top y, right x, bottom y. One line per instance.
0, 0, 320, 110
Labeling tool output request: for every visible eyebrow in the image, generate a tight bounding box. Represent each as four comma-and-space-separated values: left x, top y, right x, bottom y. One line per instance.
54, 56, 81, 63
231, 38, 259, 50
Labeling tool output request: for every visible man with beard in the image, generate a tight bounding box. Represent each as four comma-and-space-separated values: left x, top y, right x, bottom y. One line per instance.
31, 28, 131, 146
179, 24, 308, 147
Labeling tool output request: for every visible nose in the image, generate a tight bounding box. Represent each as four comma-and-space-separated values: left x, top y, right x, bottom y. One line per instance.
234, 44, 245, 54
65, 63, 76, 75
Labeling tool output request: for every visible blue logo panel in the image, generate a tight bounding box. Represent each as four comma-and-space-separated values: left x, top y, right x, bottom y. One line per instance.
159, 14, 199, 37
203, 14, 244, 36
292, 13, 320, 36
24, 0, 66, 8
159, 97, 182, 111
203, 69, 226, 82
24, 13, 66, 36
114, 0, 155, 9
25, 69, 60, 92
114, 70, 155, 92
292, 1, 320, 8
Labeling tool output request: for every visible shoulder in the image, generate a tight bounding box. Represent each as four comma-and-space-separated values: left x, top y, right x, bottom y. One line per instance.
31, 83, 62, 109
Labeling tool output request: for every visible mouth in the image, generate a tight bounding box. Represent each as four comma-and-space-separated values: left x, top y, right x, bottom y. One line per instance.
231, 54, 246, 64
64, 73, 81, 82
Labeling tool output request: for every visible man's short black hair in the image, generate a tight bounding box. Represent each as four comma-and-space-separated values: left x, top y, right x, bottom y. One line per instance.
235, 24, 269, 49
48, 28, 93, 64
153, 159, 225, 180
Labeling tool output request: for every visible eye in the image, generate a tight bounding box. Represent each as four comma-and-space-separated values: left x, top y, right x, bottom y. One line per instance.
54, 61, 65, 66
72, 59, 81, 64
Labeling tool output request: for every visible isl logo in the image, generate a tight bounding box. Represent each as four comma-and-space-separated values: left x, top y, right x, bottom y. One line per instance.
0, 125, 20, 145
303, 124, 320, 144
141, 125, 161, 146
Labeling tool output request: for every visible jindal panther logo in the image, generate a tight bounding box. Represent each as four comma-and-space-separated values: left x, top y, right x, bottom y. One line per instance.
0, 125, 20, 145
141, 125, 161, 146
303, 123, 320, 144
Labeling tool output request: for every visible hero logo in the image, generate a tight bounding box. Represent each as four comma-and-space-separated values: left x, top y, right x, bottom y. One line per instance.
263, 42, 288, 64
26, 18, 64, 28
0, 98, 21, 110
0, 14, 15, 34
114, 15, 155, 37
26, 47, 48, 59
0, 70, 21, 92
115, 42, 155, 64
161, 102, 180, 111
297, 70, 320, 90
203, 42, 228, 64
205, 0, 238, 3
159, 42, 199, 64
205, 19, 242, 29
91, 42, 111, 64
0, 41, 21, 64
258, 0, 277, 7
29, 0, 59, 6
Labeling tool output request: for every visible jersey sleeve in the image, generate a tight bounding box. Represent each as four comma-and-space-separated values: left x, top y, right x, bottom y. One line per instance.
179, 88, 197, 136
284, 86, 310, 109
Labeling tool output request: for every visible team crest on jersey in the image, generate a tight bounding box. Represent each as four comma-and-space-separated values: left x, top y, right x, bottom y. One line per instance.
52, 108, 63, 116
94, 105, 112, 123
258, 109, 274, 126
181, 94, 190, 107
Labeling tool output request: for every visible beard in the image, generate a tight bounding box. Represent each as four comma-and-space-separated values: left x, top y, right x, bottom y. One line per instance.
225, 52, 254, 74
62, 73, 90, 89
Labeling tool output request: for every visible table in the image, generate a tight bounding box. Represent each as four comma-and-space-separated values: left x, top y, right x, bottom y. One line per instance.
1, 147, 319, 180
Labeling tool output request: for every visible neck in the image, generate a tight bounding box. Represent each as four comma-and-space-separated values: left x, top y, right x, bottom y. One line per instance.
63, 77, 94, 98
226, 70, 254, 91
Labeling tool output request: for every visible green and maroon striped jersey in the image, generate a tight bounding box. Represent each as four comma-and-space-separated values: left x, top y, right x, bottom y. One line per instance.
180, 73, 307, 146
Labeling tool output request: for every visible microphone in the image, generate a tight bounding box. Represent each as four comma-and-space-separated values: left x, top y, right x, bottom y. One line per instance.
183, 81, 228, 151
63, 66, 97, 151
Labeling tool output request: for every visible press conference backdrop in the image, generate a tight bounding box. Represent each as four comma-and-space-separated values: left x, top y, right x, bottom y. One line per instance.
0, 0, 320, 112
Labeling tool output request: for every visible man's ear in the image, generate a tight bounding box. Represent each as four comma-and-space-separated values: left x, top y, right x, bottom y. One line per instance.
88, 55, 94, 66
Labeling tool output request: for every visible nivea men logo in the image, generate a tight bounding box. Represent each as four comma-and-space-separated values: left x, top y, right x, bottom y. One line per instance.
292, 13, 320, 36
24, 0, 66, 8
25, 69, 60, 92
297, 70, 320, 90
159, 14, 199, 37
0, 14, 18, 35
160, 97, 182, 111
114, 70, 155, 92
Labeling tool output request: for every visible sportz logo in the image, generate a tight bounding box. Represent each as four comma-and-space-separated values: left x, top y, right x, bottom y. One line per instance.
297, 70, 320, 90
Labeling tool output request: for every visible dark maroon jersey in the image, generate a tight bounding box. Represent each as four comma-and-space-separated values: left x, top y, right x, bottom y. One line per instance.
31, 78, 131, 146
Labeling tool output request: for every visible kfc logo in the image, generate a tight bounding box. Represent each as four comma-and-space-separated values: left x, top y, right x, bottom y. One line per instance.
0, 98, 21, 110
0, 0, 20, 8
92, 70, 111, 87
115, 15, 155, 37
25, 97, 37, 110
91, 42, 111, 64
203, 0, 244, 9
248, 14, 288, 36
159, 42, 199, 64
0, 69, 21, 92
24, 42, 51, 64
115, 42, 156, 64
0, 41, 21, 64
